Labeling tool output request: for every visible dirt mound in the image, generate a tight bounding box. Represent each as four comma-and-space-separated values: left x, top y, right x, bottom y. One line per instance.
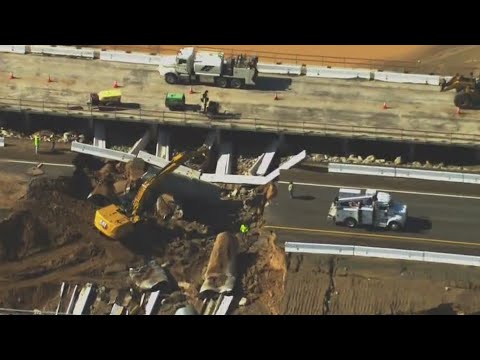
0, 176, 99, 262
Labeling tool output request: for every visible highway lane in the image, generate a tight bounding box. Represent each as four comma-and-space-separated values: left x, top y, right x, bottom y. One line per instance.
264, 172, 480, 254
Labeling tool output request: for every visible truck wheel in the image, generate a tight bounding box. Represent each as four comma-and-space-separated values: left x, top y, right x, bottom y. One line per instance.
216, 78, 228, 88
454, 93, 472, 108
344, 218, 357, 228
388, 221, 402, 231
165, 73, 178, 85
231, 79, 243, 89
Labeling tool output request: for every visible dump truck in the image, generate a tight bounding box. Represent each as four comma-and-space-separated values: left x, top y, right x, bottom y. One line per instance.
158, 47, 259, 89
88, 89, 122, 109
327, 188, 408, 231
94, 145, 209, 240
440, 73, 480, 108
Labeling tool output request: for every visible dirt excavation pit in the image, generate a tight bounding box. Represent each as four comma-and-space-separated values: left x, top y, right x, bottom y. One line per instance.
0, 156, 287, 314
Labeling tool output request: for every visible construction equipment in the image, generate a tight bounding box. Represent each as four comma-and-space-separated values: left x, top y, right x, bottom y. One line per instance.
94, 145, 209, 240
164, 92, 236, 120
88, 89, 122, 109
440, 74, 480, 108
159, 47, 259, 89
327, 188, 408, 231
165, 93, 186, 111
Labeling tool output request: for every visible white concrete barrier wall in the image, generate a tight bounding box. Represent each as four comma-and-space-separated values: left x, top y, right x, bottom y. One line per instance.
328, 163, 480, 184
306, 66, 372, 80
329, 163, 396, 177
0, 45, 27, 54
373, 71, 441, 86
137, 150, 202, 180
257, 63, 302, 76
354, 246, 424, 262
395, 168, 464, 183
285, 242, 355, 256
30, 45, 95, 59
285, 242, 480, 268
99, 50, 168, 65
0, 137, 4, 147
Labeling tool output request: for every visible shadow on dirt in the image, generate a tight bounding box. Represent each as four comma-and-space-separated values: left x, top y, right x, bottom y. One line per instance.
253, 76, 293, 91
417, 303, 458, 315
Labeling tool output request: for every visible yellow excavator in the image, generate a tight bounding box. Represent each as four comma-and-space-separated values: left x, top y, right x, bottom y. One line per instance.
94, 145, 209, 240
440, 73, 480, 108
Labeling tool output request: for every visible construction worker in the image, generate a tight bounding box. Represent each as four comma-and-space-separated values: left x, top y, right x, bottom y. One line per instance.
201, 90, 209, 113
50, 134, 56, 152
288, 181, 294, 199
34, 135, 40, 155
240, 223, 249, 240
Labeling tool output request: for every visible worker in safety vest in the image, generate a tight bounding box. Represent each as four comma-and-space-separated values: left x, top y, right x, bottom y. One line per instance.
240, 223, 249, 240
288, 182, 294, 199
34, 135, 40, 155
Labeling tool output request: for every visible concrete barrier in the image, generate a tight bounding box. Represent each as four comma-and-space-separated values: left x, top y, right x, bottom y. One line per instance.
306, 66, 372, 80
0, 137, 4, 147
373, 71, 441, 86
395, 168, 465, 183
328, 163, 480, 184
285, 243, 480, 268
257, 63, 302, 76
137, 150, 202, 180
200, 173, 266, 185
30, 45, 95, 59
353, 246, 424, 262
285, 242, 355, 256
0, 45, 27, 54
99, 50, 167, 65
329, 163, 396, 177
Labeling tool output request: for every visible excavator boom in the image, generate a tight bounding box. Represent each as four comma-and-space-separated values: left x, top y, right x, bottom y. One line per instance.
94, 145, 209, 240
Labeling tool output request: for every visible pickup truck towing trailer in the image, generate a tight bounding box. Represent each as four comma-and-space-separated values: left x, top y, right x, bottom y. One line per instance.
159, 47, 259, 89
327, 188, 408, 231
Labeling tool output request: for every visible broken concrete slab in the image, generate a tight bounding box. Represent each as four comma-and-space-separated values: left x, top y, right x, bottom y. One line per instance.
93, 121, 106, 149
128, 128, 152, 156
129, 261, 169, 291
145, 291, 161, 315
110, 304, 125, 315
256, 136, 284, 176
155, 128, 170, 160
215, 141, 233, 175
72, 283, 95, 315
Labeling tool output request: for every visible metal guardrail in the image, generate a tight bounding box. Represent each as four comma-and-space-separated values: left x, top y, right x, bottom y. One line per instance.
3, 97, 480, 147
285, 242, 480, 267
328, 163, 480, 184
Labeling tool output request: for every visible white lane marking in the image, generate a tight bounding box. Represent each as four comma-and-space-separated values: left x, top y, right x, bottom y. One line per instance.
0, 159, 74, 168
278, 180, 480, 200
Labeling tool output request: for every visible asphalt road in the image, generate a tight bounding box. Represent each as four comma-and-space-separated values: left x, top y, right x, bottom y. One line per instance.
264, 170, 480, 255
0, 52, 477, 146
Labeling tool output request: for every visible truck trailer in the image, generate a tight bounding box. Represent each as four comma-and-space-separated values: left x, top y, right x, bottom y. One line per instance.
158, 47, 259, 89
327, 188, 408, 231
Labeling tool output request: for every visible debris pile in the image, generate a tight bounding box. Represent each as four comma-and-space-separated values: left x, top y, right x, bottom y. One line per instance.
236, 155, 260, 175
0, 127, 86, 143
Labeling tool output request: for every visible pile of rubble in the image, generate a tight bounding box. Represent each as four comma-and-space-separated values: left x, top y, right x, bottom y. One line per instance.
0, 127, 86, 143
237, 155, 259, 175
307, 153, 470, 172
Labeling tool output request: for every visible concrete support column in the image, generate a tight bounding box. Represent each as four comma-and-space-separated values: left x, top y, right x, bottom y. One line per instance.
24, 112, 31, 132
93, 120, 106, 149
341, 138, 349, 156
475, 149, 480, 162
156, 126, 170, 161
408, 143, 416, 162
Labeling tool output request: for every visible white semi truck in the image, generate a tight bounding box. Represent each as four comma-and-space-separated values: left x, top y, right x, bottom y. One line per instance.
327, 188, 408, 231
158, 47, 259, 89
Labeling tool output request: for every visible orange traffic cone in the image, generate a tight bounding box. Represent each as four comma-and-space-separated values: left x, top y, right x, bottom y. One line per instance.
189, 86, 195, 94
47, 75, 53, 83
113, 80, 119, 88
8, 72, 14, 80
274, 92, 279, 100
383, 102, 388, 109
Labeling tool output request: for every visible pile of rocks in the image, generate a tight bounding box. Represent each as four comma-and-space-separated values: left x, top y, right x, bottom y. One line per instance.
0, 128, 86, 143
0, 127, 28, 139
308, 153, 468, 172
237, 155, 260, 175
